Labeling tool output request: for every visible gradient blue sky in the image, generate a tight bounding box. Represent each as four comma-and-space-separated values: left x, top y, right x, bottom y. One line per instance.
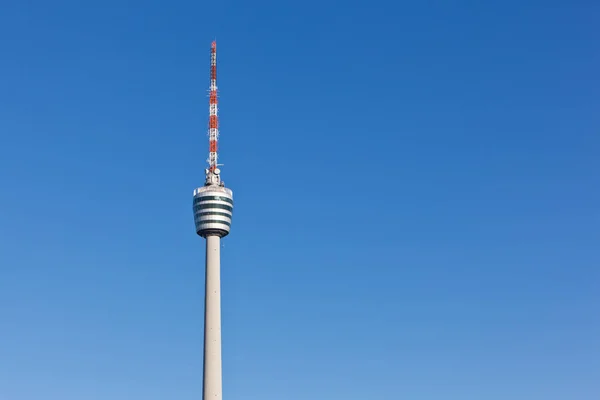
1, 1, 598, 399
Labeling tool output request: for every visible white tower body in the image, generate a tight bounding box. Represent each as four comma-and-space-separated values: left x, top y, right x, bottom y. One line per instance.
193, 41, 232, 400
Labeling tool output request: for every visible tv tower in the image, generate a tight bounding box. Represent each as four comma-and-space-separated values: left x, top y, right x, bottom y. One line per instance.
192, 40, 233, 400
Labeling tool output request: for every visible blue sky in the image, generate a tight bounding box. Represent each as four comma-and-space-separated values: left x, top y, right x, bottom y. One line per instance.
0, 0, 598, 399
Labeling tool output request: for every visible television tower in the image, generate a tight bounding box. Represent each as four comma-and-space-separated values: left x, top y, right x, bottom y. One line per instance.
192, 40, 233, 400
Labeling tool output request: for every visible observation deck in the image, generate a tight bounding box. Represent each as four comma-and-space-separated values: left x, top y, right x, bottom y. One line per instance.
193, 184, 233, 238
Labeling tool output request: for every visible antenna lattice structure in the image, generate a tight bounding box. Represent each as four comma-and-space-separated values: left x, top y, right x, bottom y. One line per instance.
208, 40, 219, 179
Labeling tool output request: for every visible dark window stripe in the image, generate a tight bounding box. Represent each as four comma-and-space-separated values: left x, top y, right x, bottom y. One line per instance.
197, 211, 232, 219
194, 203, 233, 212
197, 219, 231, 227
193, 196, 233, 205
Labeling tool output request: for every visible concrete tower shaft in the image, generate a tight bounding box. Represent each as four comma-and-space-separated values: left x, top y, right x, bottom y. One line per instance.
203, 234, 222, 400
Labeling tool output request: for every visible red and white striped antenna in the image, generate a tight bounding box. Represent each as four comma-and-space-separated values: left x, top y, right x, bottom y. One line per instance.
206, 40, 222, 186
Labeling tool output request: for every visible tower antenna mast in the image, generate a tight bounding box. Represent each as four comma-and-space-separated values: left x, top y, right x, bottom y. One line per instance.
206, 40, 221, 186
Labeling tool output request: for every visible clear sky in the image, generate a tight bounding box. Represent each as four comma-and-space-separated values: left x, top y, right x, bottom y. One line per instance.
0, 0, 598, 399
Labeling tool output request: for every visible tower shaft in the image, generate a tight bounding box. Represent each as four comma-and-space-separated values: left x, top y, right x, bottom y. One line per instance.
203, 234, 222, 400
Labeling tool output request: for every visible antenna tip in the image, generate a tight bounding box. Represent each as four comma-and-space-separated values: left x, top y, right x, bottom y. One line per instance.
211, 40, 216, 48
